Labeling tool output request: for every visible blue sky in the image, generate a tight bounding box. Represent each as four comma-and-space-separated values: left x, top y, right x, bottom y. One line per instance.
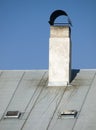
0, 0, 96, 69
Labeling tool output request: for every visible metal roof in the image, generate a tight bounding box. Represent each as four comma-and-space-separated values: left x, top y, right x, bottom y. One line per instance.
0, 69, 96, 130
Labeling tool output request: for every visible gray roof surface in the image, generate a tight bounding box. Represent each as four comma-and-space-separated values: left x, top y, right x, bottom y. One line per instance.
0, 69, 96, 130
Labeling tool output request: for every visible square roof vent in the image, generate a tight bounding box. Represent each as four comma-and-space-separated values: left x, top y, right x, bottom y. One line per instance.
4, 111, 21, 119
58, 110, 78, 119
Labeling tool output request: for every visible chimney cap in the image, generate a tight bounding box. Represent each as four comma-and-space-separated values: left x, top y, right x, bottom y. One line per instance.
48, 10, 72, 26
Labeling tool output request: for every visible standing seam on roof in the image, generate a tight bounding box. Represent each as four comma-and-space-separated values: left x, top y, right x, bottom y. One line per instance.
20, 72, 47, 130
24, 71, 47, 112
72, 72, 96, 130
46, 86, 68, 130
0, 72, 25, 121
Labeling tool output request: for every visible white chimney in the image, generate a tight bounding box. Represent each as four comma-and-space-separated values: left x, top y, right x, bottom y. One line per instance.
48, 10, 72, 87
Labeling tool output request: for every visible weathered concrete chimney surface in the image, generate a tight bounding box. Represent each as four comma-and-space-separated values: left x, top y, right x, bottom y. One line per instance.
48, 26, 71, 86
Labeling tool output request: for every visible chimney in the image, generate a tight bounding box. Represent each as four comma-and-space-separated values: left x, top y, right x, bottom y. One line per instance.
48, 10, 72, 87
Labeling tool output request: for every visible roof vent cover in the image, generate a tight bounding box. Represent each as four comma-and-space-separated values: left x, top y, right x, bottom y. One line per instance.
4, 111, 21, 119
58, 110, 78, 119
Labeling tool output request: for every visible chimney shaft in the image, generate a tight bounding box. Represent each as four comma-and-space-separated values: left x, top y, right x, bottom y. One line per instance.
48, 25, 71, 86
